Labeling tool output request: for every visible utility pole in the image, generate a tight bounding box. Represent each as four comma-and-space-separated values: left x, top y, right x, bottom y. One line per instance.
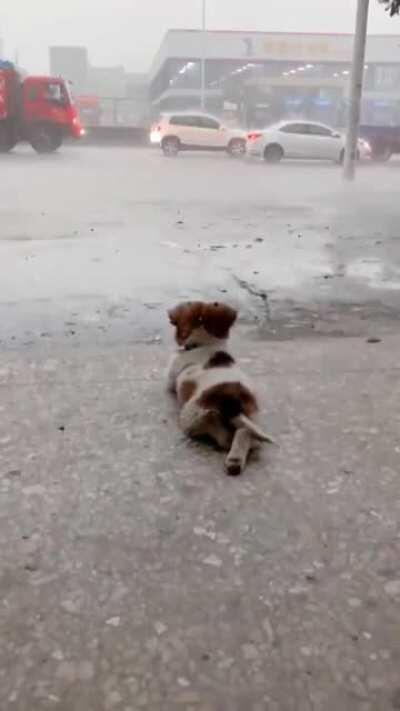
200, 0, 206, 110
343, 0, 370, 180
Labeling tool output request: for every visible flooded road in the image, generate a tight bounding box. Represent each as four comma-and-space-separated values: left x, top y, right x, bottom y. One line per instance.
1, 146, 399, 350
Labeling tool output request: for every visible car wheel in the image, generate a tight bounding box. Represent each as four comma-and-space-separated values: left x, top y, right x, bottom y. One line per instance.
227, 138, 246, 158
371, 147, 392, 163
162, 136, 180, 157
264, 144, 283, 163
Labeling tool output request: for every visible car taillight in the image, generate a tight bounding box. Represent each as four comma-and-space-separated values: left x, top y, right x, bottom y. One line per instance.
247, 132, 262, 141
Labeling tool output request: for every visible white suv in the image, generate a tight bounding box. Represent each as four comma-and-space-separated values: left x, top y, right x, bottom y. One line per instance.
150, 113, 246, 157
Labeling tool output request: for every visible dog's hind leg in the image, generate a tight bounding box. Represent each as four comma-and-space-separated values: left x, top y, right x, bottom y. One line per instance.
225, 427, 253, 476
180, 402, 232, 451
205, 411, 233, 451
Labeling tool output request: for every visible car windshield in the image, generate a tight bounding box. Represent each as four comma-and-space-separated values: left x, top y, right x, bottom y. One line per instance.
2, 5, 399, 709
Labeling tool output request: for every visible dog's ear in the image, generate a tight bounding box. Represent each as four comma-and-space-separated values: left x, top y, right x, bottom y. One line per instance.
168, 303, 203, 327
168, 302, 204, 344
202, 302, 237, 339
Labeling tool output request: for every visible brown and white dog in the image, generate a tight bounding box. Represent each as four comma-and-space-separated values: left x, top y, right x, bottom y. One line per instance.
167, 301, 274, 476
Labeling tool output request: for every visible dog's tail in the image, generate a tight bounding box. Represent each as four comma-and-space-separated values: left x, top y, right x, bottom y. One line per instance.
200, 382, 276, 444
232, 414, 275, 443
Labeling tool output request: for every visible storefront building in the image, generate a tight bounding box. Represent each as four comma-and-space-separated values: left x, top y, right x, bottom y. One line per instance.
149, 30, 400, 127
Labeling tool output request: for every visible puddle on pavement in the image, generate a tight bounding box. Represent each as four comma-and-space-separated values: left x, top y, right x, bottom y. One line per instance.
347, 259, 400, 290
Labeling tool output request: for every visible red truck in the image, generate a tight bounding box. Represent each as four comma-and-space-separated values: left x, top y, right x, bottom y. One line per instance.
0, 61, 84, 153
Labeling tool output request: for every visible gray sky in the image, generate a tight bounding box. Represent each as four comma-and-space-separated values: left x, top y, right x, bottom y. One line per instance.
2, 0, 399, 73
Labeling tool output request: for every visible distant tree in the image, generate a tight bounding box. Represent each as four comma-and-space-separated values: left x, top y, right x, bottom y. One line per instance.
380, 0, 400, 16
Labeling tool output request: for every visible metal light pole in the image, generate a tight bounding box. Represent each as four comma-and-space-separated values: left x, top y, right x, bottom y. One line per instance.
200, 0, 206, 110
343, 0, 370, 181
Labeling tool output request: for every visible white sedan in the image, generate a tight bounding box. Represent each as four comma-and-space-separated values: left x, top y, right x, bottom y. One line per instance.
246, 120, 371, 164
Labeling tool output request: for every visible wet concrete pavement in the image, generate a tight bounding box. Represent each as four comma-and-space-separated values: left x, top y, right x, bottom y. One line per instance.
1, 146, 400, 349
1, 336, 400, 711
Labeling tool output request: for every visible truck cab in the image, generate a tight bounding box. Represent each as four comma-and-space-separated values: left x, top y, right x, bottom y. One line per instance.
0, 62, 84, 153
21, 76, 84, 152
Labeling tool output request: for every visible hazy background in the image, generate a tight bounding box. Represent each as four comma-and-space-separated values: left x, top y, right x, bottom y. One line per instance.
1, 0, 399, 73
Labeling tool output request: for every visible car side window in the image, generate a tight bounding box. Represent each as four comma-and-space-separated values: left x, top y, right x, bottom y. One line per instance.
199, 116, 220, 130
190, 116, 207, 128
308, 124, 333, 137
280, 123, 310, 135
170, 116, 195, 127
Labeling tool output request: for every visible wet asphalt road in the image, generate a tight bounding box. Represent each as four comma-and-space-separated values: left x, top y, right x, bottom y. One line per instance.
1, 145, 400, 351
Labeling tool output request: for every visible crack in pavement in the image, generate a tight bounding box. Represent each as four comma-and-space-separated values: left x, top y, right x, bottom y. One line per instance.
232, 275, 271, 324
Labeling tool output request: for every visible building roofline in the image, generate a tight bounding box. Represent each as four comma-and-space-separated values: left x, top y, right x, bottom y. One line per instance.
165, 28, 400, 38
149, 28, 400, 83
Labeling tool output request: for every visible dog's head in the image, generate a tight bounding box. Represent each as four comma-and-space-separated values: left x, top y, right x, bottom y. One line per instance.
168, 301, 237, 348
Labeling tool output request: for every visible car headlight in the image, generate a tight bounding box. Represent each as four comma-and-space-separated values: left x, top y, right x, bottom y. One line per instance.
358, 139, 371, 151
